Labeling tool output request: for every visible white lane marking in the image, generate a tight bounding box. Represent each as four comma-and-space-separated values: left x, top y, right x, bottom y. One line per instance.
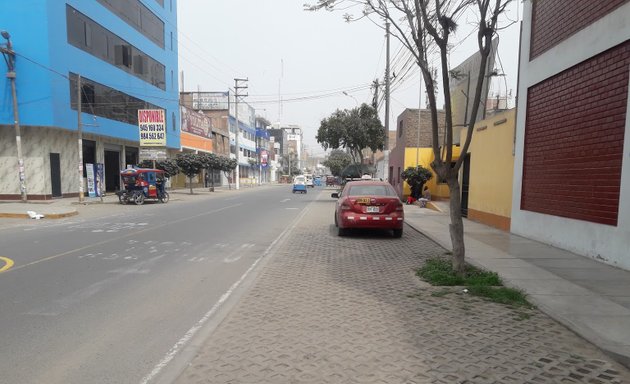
223, 243, 255, 263
285, 207, 298, 210
280, 198, 290, 203
139, 206, 310, 384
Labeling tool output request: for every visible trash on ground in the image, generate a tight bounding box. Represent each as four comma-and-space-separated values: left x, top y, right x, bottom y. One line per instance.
27, 211, 45, 220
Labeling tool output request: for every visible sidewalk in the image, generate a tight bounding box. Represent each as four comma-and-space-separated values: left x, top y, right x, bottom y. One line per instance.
403, 201, 630, 368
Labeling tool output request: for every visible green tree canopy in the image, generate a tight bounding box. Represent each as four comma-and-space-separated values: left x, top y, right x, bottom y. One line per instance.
137, 158, 179, 179
316, 104, 385, 164
322, 149, 352, 177
219, 157, 237, 189
176, 153, 205, 194
401, 166, 433, 198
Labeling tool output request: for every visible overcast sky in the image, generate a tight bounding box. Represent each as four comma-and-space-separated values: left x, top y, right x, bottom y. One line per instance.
176, 0, 522, 155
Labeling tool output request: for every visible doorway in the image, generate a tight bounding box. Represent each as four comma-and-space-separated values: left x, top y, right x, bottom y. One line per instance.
104, 150, 120, 192
49, 153, 62, 198
461, 153, 470, 217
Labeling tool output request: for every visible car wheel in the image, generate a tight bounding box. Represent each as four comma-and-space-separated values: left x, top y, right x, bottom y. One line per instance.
337, 226, 347, 236
393, 228, 403, 238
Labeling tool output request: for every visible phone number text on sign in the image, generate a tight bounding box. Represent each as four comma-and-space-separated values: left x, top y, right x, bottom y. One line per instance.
138, 109, 166, 146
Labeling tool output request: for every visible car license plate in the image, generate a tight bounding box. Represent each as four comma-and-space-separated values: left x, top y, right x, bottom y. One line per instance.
366, 206, 379, 213
356, 197, 371, 204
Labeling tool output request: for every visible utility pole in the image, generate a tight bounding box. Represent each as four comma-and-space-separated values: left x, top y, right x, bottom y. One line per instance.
233, 78, 248, 190
77, 74, 85, 203
1, 31, 27, 202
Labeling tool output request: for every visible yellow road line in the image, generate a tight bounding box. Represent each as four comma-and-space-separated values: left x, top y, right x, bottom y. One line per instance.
0, 256, 14, 273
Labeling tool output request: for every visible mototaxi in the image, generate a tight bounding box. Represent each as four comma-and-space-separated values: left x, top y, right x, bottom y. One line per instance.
116, 168, 169, 205
292, 175, 307, 194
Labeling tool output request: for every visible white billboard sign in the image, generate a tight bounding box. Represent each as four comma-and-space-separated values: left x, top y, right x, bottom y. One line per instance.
138, 109, 166, 147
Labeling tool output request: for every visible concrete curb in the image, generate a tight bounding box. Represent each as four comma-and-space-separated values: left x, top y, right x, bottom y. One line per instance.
0, 211, 79, 219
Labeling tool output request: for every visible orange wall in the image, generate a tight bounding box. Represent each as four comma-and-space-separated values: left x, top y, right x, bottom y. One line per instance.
181, 132, 213, 153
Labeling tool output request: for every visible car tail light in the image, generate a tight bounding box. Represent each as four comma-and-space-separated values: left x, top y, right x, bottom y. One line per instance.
395, 202, 404, 212
340, 201, 352, 210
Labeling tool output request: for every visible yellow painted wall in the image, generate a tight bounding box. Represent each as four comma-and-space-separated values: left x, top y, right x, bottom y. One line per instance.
402, 146, 460, 199
460, 109, 515, 227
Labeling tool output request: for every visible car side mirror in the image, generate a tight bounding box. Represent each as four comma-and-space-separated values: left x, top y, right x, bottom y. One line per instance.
331, 192, 339, 199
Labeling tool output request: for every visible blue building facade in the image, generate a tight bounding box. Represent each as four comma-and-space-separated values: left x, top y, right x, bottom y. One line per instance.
0, 0, 179, 199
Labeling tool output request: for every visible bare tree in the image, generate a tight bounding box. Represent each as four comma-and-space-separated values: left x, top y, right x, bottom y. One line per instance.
306, 0, 512, 274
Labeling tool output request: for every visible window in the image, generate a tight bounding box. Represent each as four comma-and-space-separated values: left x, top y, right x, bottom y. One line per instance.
69, 73, 162, 126
66, 5, 166, 90
347, 185, 396, 197
115, 44, 132, 68
97, 0, 165, 48
398, 120, 403, 137
81, 83, 96, 111
83, 22, 92, 47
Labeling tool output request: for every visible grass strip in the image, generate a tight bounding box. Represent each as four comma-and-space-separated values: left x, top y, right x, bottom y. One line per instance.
417, 257, 531, 308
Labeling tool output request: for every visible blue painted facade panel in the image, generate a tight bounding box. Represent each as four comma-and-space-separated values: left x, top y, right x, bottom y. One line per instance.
0, 0, 179, 148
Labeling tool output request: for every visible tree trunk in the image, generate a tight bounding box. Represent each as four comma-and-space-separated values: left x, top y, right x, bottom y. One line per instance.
210, 169, 215, 192
188, 176, 193, 195
447, 176, 465, 276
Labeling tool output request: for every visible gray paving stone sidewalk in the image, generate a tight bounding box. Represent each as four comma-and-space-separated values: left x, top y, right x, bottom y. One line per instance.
172, 193, 630, 384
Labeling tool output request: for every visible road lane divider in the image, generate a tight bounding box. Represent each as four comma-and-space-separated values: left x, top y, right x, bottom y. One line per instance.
0, 256, 14, 273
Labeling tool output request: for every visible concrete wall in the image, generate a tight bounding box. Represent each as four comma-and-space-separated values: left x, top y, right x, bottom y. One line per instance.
512, 2, 630, 270
461, 109, 515, 231
0, 126, 76, 198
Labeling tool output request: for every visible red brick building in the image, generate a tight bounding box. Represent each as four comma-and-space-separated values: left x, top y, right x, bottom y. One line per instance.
512, 1, 629, 270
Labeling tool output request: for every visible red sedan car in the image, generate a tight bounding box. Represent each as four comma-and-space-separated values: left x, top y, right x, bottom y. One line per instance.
332, 180, 404, 238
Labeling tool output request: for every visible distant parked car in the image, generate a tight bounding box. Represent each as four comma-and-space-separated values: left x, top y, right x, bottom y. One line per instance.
325, 176, 337, 186
331, 180, 404, 238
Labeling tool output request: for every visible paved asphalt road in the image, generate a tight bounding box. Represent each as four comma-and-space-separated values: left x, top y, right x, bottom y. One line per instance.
0, 186, 314, 384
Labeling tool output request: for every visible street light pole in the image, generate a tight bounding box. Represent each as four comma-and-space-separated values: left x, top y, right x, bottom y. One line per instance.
342, 91, 358, 107
1, 31, 27, 202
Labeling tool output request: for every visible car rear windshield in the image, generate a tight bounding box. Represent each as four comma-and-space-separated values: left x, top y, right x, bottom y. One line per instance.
347, 185, 397, 197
